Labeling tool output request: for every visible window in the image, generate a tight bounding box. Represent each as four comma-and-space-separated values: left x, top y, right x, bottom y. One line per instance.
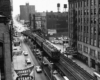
98, 52, 100, 60
84, 10, 86, 15
99, 40, 100, 48
99, 18, 100, 24
87, 0, 88, 6
99, 0, 100, 4
94, 40, 96, 46
85, 37, 86, 43
90, 49, 96, 58
94, 9, 96, 15
94, 18, 96, 24
78, 44, 82, 51
99, 9, 100, 14
90, 27, 93, 33
84, 1, 87, 7
87, 26, 88, 33
86, 37, 89, 44
91, 9, 93, 15
94, 0, 96, 5
91, 0, 94, 6
84, 46, 88, 53
94, 27, 96, 34
90, 38, 93, 45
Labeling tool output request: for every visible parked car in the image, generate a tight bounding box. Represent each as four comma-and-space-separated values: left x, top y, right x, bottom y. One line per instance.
36, 66, 42, 73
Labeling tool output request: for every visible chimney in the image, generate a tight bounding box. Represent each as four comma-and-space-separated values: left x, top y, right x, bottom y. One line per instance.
57, 3, 60, 12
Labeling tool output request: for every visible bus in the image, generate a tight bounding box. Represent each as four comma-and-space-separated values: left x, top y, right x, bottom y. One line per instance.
93, 72, 100, 80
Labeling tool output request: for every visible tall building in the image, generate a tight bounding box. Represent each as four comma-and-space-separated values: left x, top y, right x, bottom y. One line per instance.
0, 0, 12, 19
0, 0, 13, 80
20, 3, 35, 21
68, 0, 100, 72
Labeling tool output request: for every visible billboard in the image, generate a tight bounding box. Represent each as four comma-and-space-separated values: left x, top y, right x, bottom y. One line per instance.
48, 29, 57, 35
14, 65, 34, 76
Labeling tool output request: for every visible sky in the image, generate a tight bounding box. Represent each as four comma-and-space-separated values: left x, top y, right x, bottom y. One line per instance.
13, 0, 69, 17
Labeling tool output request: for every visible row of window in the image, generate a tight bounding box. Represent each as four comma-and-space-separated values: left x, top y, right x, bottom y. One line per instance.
69, 0, 97, 9
69, 32, 100, 48
78, 44, 100, 60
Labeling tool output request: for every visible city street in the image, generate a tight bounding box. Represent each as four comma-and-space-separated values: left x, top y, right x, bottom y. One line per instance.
21, 42, 49, 80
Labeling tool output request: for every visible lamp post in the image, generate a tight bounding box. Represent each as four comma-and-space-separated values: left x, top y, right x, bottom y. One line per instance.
51, 63, 54, 80
9, 20, 13, 61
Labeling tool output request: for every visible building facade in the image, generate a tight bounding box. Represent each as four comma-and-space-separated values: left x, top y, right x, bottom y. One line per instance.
46, 12, 68, 37
68, 0, 100, 72
0, 0, 12, 19
30, 11, 68, 38
20, 3, 35, 21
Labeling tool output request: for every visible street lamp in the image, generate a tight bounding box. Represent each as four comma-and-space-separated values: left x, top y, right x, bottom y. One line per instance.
50, 63, 54, 80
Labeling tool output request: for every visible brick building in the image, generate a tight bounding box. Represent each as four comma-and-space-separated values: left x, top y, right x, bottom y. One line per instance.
68, 0, 100, 72
0, 0, 13, 80
46, 12, 68, 37
0, 0, 12, 19
30, 11, 68, 38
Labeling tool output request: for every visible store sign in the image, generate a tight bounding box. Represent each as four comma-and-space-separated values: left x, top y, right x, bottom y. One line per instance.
16, 75, 33, 80
14, 66, 34, 76
48, 29, 56, 35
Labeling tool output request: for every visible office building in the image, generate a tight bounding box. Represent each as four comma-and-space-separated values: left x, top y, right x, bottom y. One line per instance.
68, 0, 100, 72
20, 3, 35, 21
0, 0, 13, 80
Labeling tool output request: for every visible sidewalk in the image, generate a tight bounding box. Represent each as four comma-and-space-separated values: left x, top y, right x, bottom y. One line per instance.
73, 59, 94, 76
13, 55, 26, 70
54, 44, 95, 76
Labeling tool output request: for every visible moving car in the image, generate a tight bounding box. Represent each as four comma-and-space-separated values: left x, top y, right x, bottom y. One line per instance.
26, 58, 31, 64
36, 66, 42, 73
23, 51, 28, 56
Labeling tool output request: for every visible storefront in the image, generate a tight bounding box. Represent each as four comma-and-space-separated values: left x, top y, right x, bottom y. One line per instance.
97, 62, 100, 73
74, 52, 88, 65
90, 58, 96, 69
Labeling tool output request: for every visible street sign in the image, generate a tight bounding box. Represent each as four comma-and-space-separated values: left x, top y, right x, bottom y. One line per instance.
16, 76, 33, 80
14, 65, 34, 76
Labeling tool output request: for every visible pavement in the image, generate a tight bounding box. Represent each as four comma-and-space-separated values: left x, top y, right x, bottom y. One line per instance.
72, 59, 94, 76
12, 44, 34, 80
12, 42, 49, 80
55, 44, 95, 76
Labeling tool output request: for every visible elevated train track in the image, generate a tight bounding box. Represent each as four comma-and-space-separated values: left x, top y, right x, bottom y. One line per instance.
60, 55, 95, 80
22, 31, 95, 80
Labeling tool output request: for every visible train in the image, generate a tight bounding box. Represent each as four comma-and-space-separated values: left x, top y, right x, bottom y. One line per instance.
31, 33, 61, 61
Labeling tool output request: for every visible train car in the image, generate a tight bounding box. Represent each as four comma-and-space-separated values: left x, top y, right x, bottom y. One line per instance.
43, 41, 60, 61
32, 33, 37, 41
35, 34, 44, 47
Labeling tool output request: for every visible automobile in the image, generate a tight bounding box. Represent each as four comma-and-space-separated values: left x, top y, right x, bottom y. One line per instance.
42, 61, 48, 66
23, 51, 28, 56
13, 46, 21, 53
36, 66, 42, 73
53, 70, 58, 74
26, 58, 31, 64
